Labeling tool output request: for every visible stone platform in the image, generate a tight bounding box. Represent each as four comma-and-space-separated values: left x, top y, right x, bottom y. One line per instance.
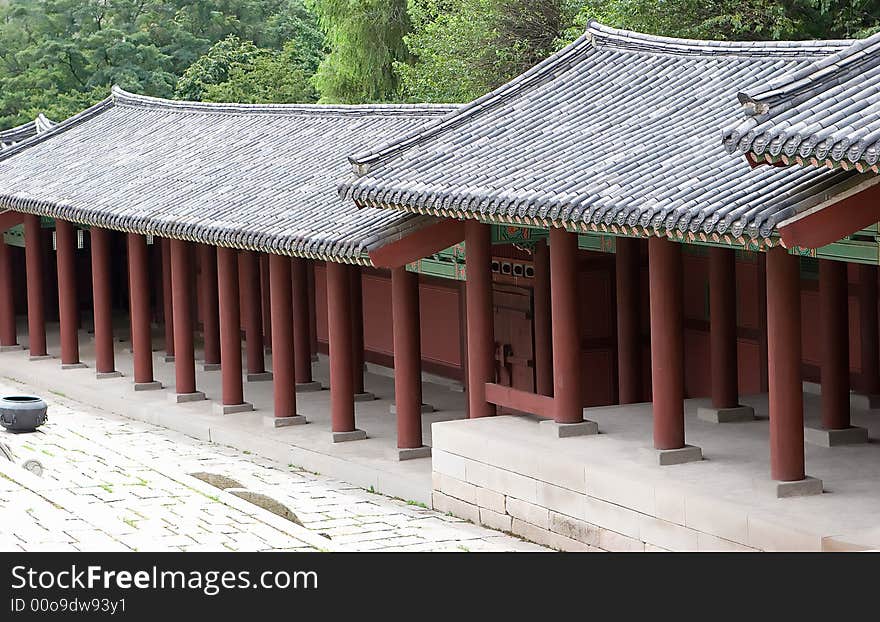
431, 397, 880, 551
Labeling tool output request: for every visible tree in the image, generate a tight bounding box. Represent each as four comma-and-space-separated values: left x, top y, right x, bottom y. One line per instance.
310, 0, 411, 103
0, 0, 325, 129
200, 40, 320, 103
398, 0, 580, 103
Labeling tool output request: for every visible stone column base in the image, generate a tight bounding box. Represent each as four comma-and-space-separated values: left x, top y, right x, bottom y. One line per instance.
28, 354, 53, 361
203, 363, 221, 372
331, 429, 367, 443
134, 381, 163, 391
389, 402, 435, 415
295, 381, 323, 393
697, 404, 756, 423
0, 344, 24, 352
539, 419, 599, 438
771, 476, 823, 498
353, 392, 376, 402
246, 372, 273, 382
213, 402, 254, 415
849, 392, 880, 410
311, 354, 319, 362
265, 415, 307, 428
96, 371, 123, 380
396, 446, 432, 461
804, 425, 869, 447
650, 444, 703, 466
170, 391, 206, 404
61, 362, 87, 370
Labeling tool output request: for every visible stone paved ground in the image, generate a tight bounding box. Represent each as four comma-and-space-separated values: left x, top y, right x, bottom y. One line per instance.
0, 379, 546, 552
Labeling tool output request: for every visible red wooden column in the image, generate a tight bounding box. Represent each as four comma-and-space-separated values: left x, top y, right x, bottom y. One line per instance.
0, 239, 21, 351
616, 237, 642, 404
239, 250, 269, 381
392, 266, 431, 459
465, 221, 496, 418
766, 247, 821, 494
198, 244, 221, 371
533, 239, 553, 397
160, 238, 175, 362
697, 247, 755, 423
216, 247, 251, 414
55, 220, 84, 369
292, 257, 320, 391
260, 253, 272, 347
648, 237, 701, 463
857, 264, 880, 405
269, 254, 305, 425
90, 227, 119, 377
170, 239, 204, 401
349, 265, 373, 401
544, 227, 596, 437
308, 262, 318, 360
811, 259, 867, 446
127, 233, 161, 391
327, 261, 364, 441
24, 215, 47, 358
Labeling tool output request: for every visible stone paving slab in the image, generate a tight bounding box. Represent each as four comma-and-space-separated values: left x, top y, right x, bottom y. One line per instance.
0, 379, 548, 552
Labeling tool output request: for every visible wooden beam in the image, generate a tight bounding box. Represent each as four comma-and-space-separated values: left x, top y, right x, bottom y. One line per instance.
368, 219, 464, 268
779, 176, 880, 249
0, 210, 24, 233
484, 382, 554, 419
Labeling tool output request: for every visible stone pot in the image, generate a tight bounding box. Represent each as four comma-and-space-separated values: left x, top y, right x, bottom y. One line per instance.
0, 395, 48, 432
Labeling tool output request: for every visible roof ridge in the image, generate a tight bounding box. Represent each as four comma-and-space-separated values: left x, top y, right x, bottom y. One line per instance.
0, 98, 112, 161
736, 30, 880, 113
111, 86, 458, 117
344, 30, 594, 175
587, 21, 853, 57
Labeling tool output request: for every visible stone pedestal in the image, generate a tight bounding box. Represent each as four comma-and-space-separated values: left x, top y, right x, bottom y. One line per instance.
771, 476, 823, 498
203, 363, 221, 372
213, 402, 254, 415
539, 419, 599, 438
649, 444, 703, 466
134, 381, 163, 392
61, 363, 87, 370
396, 446, 432, 461
697, 405, 756, 423
96, 371, 123, 380
170, 391, 206, 404
331, 429, 367, 443
265, 415, 307, 428
296, 381, 323, 393
247, 372, 273, 382
354, 392, 375, 402
804, 425, 869, 447
0, 345, 24, 352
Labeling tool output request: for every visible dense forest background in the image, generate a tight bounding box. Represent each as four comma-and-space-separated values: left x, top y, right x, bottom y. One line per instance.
0, 0, 878, 129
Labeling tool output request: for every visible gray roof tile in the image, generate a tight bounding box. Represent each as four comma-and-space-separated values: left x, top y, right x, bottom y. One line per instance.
342, 22, 856, 243
0, 115, 54, 150
0, 89, 457, 264
723, 30, 880, 171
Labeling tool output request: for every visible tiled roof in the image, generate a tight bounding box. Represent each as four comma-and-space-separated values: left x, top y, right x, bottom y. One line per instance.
723, 30, 880, 172
0, 115, 54, 150
342, 22, 859, 244
0, 88, 457, 264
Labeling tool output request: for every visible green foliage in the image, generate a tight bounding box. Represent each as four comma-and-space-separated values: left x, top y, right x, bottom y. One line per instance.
200, 40, 320, 103
0, 0, 326, 129
310, 0, 411, 103
1, 0, 879, 130
398, 0, 582, 103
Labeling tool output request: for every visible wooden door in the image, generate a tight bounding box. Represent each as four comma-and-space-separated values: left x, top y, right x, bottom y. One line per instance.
493, 285, 535, 413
